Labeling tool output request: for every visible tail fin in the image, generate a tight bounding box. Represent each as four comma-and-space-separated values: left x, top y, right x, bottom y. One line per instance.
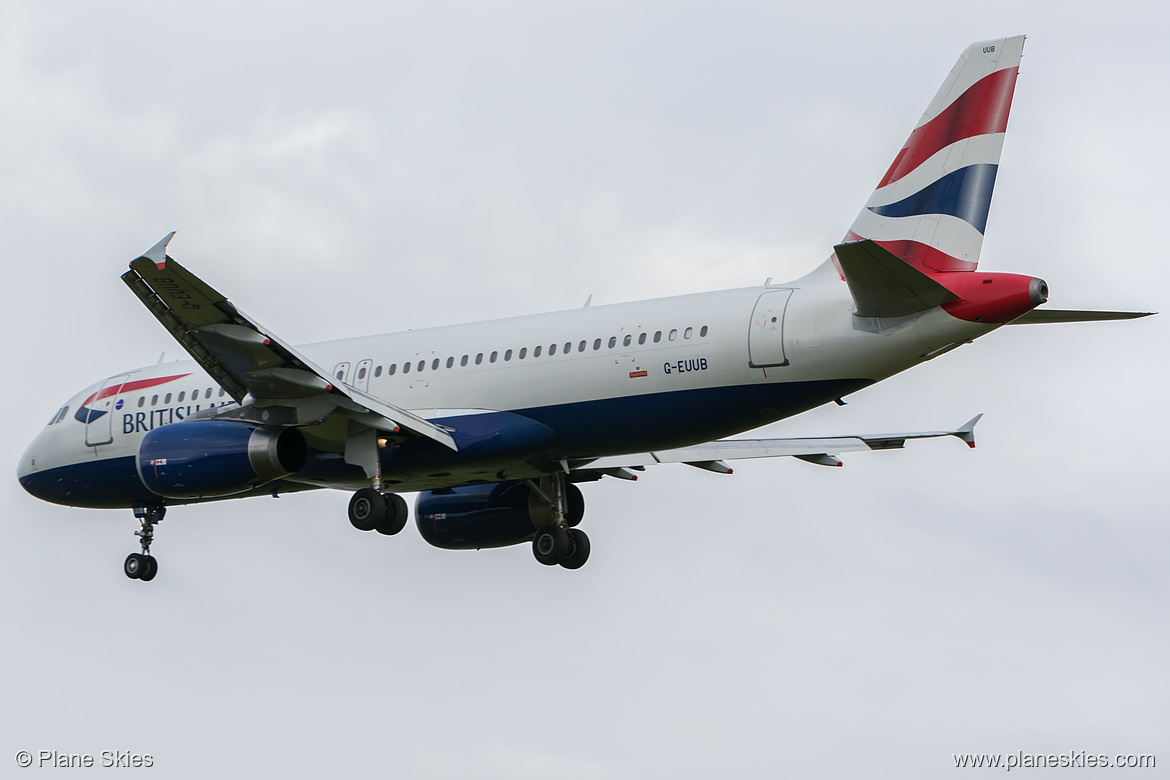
842, 36, 1025, 273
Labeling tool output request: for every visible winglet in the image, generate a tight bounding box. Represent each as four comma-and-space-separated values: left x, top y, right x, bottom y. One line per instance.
137, 232, 177, 270
952, 413, 983, 448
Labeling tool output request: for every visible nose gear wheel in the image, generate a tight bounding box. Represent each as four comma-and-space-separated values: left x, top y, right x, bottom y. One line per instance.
124, 505, 164, 581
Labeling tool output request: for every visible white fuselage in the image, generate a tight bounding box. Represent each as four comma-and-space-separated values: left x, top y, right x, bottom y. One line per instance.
17, 261, 994, 508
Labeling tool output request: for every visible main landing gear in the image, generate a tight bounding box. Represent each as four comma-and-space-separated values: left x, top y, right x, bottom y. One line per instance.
533, 524, 591, 569
348, 487, 408, 535
124, 505, 164, 582
529, 474, 591, 570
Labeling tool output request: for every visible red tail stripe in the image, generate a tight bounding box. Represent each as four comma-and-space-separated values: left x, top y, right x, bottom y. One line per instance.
839, 232, 976, 274
870, 239, 976, 273
877, 67, 1019, 189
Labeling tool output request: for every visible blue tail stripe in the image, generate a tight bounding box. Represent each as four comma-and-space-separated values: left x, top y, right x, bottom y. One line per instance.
868, 163, 998, 234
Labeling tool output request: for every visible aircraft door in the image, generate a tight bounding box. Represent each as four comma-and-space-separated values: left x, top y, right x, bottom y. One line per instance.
84, 373, 133, 446
332, 362, 351, 386
354, 359, 373, 393
748, 289, 793, 368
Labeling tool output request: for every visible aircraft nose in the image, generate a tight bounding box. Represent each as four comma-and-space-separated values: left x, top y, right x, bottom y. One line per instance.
17, 428, 59, 502
17, 435, 40, 482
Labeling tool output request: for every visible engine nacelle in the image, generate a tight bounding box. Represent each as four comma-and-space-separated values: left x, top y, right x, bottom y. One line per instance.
415, 480, 584, 550
137, 420, 307, 499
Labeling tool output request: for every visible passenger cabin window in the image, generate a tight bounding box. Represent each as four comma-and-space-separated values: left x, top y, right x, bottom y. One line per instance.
653, 331, 662, 343
432, 359, 439, 370
417, 360, 425, 372
563, 342, 572, 354
638, 333, 647, 345
374, 366, 382, 377
218, 388, 226, 397
608, 336, 616, 348
549, 344, 557, 356
668, 329, 677, 341
624, 334, 632, 347
389, 364, 397, 375
192, 389, 200, 401
700, 325, 708, 337
533, 345, 542, 357
137, 397, 145, 408
151, 395, 159, 406
593, 338, 601, 350
490, 351, 498, 363
446, 357, 454, 368
504, 349, 513, 361
461, 355, 469, 367
475, 353, 484, 365
358, 367, 367, 380
178, 391, 186, 402
577, 340, 586, 353
403, 362, 411, 374
164, 393, 172, 403
519, 347, 527, 359
684, 327, 693, 339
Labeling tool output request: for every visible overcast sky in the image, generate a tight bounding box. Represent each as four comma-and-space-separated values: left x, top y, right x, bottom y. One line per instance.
2, 1, 1167, 777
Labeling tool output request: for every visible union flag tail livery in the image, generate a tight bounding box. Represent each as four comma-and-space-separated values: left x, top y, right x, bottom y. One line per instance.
845, 36, 1025, 273
17, 38, 1152, 582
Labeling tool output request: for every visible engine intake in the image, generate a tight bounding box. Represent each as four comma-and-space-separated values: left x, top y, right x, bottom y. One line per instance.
415, 481, 583, 550
137, 420, 307, 499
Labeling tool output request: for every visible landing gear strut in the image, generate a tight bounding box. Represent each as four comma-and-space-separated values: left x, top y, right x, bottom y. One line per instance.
124, 505, 164, 581
528, 473, 591, 569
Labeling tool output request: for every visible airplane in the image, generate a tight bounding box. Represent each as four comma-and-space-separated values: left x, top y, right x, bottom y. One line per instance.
17, 36, 1152, 582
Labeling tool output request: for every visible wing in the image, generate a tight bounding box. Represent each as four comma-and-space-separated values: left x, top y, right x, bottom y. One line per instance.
121, 233, 457, 451
573, 415, 982, 477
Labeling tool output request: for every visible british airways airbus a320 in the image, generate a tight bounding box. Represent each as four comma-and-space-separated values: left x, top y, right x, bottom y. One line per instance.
18, 37, 1151, 581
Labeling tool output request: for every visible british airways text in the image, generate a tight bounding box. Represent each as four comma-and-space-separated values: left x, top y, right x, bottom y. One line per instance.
122, 405, 217, 433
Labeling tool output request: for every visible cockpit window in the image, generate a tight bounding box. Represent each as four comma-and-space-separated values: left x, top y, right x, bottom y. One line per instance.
47, 406, 69, 425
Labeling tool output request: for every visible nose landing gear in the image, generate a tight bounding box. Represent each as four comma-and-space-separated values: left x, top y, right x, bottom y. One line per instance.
124, 505, 164, 582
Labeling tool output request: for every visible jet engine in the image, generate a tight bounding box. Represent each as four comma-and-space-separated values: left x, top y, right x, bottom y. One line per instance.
415, 480, 584, 550
137, 420, 307, 499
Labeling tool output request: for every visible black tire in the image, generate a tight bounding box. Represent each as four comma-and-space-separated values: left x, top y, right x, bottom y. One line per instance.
124, 553, 145, 579
560, 528, 591, 570
532, 524, 569, 566
375, 493, 409, 536
349, 487, 386, 531
139, 555, 158, 581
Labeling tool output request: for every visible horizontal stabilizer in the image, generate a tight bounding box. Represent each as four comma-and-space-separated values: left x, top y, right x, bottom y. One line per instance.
834, 240, 959, 317
1010, 309, 1155, 324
